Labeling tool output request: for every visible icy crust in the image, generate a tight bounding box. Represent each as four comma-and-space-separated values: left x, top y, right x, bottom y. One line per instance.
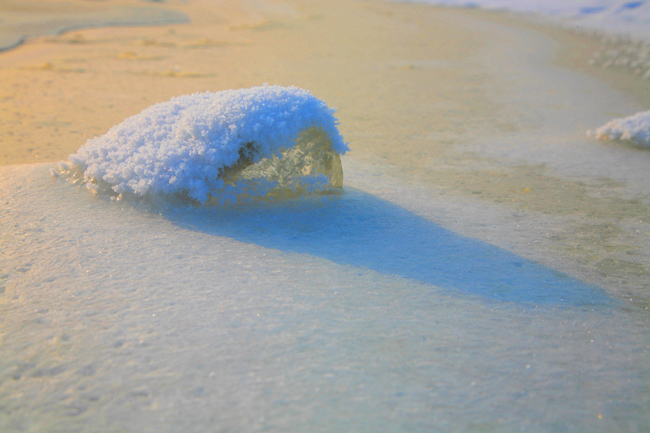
56, 85, 348, 204
588, 110, 650, 148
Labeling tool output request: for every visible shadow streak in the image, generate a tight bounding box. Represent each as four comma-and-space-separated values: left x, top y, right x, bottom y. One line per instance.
165, 188, 612, 307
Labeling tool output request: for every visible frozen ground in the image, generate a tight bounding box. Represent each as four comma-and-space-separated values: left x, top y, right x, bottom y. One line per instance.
1, 0, 650, 431
1, 163, 648, 432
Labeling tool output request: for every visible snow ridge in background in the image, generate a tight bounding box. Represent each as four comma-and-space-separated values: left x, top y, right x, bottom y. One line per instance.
402, 0, 650, 40
56, 85, 348, 204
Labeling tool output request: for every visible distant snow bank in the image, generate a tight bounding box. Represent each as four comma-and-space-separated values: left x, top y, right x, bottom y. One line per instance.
399, 0, 650, 40
589, 110, 650, 147
56, 85, 348, 204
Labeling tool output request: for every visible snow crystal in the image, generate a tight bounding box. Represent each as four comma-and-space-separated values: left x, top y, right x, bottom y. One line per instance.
588, 110, 650, 147
56, 85, 348, 204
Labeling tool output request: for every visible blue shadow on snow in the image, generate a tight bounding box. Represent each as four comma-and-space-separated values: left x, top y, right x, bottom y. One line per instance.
166, 188, 612, 307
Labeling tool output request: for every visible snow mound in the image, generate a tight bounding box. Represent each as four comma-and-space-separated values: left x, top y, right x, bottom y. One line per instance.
55, 85, 348, 205
588, 110, 650, 148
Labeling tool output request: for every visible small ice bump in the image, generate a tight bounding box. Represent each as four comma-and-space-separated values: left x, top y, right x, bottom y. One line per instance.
588, 110, 650, 148
56, 85, 348, 205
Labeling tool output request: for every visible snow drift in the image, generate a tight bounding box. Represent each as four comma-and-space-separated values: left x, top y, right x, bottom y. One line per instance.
55, 85, 348, 205
589, 110, 650, 147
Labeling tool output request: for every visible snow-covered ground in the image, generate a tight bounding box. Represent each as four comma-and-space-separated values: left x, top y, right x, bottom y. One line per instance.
1, 160, 646, 433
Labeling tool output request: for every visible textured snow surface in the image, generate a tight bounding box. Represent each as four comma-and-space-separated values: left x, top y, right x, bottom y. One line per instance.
58, 85, 348, 204
589, 110, 650, 146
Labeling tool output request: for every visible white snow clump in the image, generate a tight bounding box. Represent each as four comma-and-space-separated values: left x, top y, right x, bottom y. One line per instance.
588, 110, 650, 148
56, 85, 348, 204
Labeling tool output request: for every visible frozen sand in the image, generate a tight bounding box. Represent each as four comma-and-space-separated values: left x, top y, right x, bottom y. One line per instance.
1, 162, 647, 432
1, 0, 650, 431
